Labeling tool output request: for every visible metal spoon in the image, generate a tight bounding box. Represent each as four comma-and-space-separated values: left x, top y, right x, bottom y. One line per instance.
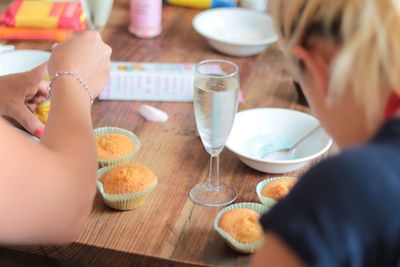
261, 124, 322, 159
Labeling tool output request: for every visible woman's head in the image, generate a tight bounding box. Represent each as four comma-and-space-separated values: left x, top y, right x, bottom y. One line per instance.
271, 0, 400, 147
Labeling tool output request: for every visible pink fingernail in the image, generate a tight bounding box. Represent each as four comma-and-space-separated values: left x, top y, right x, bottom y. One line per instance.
34, 127, 45, 139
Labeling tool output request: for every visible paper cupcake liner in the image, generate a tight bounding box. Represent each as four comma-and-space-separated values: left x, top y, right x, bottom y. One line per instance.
256, 176, 297, 208
214, 202, 269, 254
97, 166, 158, 210
94, 127, 141, 168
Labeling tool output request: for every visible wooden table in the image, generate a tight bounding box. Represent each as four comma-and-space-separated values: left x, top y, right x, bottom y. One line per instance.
1, 1, 312, 266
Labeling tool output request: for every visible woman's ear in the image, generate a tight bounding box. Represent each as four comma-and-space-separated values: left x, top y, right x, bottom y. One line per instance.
291, 43, 330, 95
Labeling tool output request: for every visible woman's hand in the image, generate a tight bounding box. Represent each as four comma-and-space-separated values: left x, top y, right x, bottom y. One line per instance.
48, 31, 112, 98
0, 63, 48, 137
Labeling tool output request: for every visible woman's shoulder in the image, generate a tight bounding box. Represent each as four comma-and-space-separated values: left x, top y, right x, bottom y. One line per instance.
260, 142, 400, 267
292, 141, 400, 220
306, 141, 400, 186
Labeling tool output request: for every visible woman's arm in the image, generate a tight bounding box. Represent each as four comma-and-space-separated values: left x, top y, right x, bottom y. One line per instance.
251, 233, 306, 267
0, 31, 111, 245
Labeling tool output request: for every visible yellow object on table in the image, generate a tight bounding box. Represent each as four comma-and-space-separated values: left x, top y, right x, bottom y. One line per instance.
0, 0, 86, 30
0, 27, 71, 42
34, 100, 50, 124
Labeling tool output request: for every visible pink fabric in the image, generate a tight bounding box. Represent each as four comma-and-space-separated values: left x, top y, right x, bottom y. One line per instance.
0, 0, 23, 27
58, 3, 85, 30
0, 1, 85, 31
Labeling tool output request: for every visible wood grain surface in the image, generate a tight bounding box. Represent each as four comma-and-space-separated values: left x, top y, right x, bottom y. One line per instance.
1, 1, 324, 266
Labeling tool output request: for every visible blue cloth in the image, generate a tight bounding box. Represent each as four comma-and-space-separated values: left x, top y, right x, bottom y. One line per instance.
260, 118, 400, 267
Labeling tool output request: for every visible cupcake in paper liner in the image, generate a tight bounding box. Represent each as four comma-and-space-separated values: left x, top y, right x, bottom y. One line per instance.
256, 176, 297, 208
97, 163, 158, 210
95, 127, 141, 167
214, 202, 269, 254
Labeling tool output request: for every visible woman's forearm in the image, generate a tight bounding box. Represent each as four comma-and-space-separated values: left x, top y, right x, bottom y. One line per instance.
0, 31, 111, 245
0, 77, 99, 245
251, 233, 305, 267
42, 76, 97, 168
39, 76, 98, 237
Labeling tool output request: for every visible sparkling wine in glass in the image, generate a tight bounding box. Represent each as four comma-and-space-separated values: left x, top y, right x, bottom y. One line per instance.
190, 59, 239, 207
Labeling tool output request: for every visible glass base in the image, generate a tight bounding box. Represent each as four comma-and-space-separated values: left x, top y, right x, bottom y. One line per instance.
189, 182, 237, 207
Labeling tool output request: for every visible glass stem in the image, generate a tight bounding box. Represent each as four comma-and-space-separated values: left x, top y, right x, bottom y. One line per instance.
207, 155, 220, 189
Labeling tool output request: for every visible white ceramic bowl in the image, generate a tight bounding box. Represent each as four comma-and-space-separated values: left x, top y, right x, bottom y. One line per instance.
0, 50, 50, 75
226, 108, 332, 173
240, 0, 269, 12
192, 8, 278, 57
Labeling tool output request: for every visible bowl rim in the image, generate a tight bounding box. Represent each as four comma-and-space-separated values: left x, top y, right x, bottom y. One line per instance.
192, 8, 278, 46
226, 108, 333, 164
0, 49, 50, 75
0, 49, 50, 58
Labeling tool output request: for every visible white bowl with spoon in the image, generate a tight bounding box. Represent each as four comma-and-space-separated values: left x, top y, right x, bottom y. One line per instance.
226, 108, 332, 173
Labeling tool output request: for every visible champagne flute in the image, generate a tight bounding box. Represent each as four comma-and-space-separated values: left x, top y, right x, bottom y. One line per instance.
190, 59, 239, 207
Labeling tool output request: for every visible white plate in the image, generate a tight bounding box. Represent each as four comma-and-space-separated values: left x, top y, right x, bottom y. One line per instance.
226, 108, 332, 173
0, 50, 50, 76
15, 128, 40, 143
192, 8, 278, 57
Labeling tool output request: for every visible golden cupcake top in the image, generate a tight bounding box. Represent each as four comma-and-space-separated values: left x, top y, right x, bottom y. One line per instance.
262, 178, 295, 201
101, 163, 158, 195
96, 133, 135, 160
219, 208, 263, 244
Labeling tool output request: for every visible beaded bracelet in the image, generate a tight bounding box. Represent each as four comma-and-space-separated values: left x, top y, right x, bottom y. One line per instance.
47, 71, 95, 105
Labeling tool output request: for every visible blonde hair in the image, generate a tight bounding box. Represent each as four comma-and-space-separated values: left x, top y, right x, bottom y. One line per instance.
271, 0, 400, 120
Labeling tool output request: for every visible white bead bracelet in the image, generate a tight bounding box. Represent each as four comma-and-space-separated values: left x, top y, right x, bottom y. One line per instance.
47, 71, 95, 105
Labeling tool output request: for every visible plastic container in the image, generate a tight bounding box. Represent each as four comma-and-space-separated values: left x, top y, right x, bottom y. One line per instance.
165, 0, 236, 9
129, 0, 162, 38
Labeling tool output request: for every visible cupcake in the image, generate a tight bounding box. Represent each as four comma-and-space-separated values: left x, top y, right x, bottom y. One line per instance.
214, 202, 268, 254
95, 127, 141, 167
97, 163, 158, 210
256, 177, 296, 208
219, 209, 263, 243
